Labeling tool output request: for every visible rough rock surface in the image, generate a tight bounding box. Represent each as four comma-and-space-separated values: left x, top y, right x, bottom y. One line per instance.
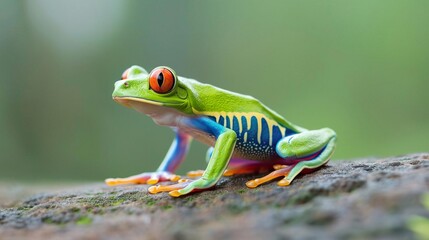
1, 153, 429, 240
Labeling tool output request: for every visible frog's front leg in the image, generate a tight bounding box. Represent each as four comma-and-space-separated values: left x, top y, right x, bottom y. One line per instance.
246, 128, 336, 188
105, 130, 192, 186
149, 117, 237, 197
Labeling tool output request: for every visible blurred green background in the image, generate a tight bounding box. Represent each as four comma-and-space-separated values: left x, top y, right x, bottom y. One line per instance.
0, 1, 428, 181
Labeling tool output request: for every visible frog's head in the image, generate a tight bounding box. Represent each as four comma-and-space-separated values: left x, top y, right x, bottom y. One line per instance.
113, 65, 191, 115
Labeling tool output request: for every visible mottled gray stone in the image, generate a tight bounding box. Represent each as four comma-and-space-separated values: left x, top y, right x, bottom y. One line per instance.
0, 153, 428, 240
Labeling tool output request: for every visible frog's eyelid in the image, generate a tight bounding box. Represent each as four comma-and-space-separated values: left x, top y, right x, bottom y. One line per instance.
121, 68, 130, 80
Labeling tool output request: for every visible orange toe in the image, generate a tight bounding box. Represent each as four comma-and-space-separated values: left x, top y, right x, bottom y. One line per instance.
187, 170, 205, 178
147, 178, 159, 185
148, 182, 189, 194
169, 190, 181, 197
277, 179, 291, 186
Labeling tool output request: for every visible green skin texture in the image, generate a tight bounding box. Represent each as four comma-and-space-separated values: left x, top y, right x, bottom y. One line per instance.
111, 65, 336, 196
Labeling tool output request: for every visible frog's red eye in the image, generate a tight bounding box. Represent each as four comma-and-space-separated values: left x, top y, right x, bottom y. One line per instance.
121, 68, 129, 80
149, 68, 176, 94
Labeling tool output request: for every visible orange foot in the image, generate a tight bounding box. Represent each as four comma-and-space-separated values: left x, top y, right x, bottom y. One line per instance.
105, 171, 180, 186
148, 178, 216, 197
246, 164, 295, 188
148, 179, 192, 196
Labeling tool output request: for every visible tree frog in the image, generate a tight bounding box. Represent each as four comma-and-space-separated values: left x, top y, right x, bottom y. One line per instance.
106, 66, 336, 197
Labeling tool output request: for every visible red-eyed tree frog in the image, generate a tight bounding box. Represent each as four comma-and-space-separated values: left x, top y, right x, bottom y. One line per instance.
106, 66, 336, 197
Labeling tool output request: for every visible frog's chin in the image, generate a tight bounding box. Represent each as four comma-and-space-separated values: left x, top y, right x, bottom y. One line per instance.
113, 97, 185, 126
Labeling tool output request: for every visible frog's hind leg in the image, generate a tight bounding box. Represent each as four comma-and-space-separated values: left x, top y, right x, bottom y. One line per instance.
246, 128, 336, 188
278, 128, 336, 186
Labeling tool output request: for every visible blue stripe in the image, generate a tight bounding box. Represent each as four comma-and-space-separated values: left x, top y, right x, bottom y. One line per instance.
225, 116, 230, 128
232, 116, 240, 136
247, 116, 258, 143
241, 116, 247, 132
218, 116, 224, 126
208, 116, 216, 122
285, 128, 297, 136
272, 125, 283, 144
261, 118, 269, 145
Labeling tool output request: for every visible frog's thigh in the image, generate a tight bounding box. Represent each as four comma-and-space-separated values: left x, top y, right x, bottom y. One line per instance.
275, 128, 336, 185
276, 128, 336, 158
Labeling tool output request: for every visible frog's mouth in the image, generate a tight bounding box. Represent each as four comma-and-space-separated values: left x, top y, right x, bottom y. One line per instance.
113, 96, 187, 112
113, 96, 163, 107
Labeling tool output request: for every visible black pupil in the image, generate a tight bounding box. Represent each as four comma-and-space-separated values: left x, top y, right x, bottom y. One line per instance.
157, 72, 164, 87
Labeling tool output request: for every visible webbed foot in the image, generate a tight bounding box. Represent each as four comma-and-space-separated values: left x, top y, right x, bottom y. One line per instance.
105, 171, 180, 186
149, 178, 215, 197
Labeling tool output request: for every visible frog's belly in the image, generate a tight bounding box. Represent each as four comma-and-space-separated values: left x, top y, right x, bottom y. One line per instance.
178, 124, 216, 147
233, 137, 280, 161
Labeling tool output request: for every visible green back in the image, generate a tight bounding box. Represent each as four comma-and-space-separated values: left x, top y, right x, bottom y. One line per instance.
179, 77, 306, 133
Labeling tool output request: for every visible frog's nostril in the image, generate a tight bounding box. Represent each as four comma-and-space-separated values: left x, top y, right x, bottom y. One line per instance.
124, 81, 130, 88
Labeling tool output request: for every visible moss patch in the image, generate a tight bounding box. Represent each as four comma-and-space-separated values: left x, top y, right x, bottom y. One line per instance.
75, 216, 92, 225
